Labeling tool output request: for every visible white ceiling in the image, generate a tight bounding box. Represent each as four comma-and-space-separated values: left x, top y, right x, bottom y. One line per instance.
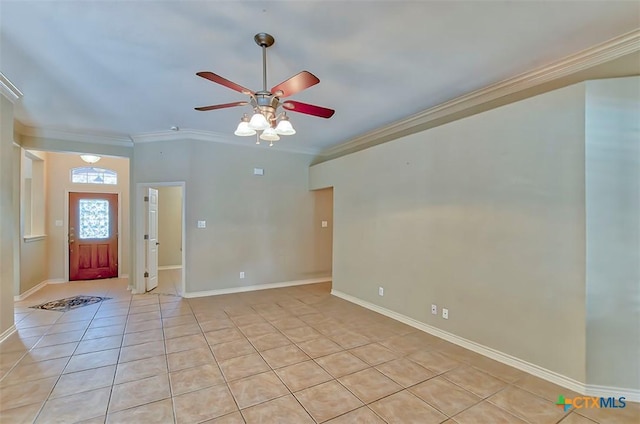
1, 1, 638, 154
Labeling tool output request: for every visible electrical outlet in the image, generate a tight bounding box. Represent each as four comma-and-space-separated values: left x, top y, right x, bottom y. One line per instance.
442, 308, 449, 319
431, 304, 437, 315
378, 287, 384, 296
240, 272, 245, 279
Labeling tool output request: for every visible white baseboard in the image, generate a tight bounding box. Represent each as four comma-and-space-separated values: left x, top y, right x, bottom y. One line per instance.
13, 278, 65, 301
120, 274, 129, 279
331, 289, 639, 402
14, 281, 48, 301
0, 325, 17, 344
585, 384, 640, 403
183, 277, 332, 299
158, 265, 183, 271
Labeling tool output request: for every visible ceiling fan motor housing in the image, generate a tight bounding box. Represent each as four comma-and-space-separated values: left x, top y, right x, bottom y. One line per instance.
253, 91, 279, 124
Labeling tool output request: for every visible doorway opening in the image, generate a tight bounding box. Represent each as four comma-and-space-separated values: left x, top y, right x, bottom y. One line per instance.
313, 186, 333, 288
135, 182, 186, 296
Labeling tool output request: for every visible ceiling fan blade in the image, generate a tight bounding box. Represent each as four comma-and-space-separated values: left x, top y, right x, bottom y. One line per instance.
196, 71, 254, 94
194, 101, 248, 111
282, 101, 335, 119
271, 71, 320, 98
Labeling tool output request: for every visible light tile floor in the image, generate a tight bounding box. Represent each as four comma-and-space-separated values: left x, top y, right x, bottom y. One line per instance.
153, 269, 183, 297
1, 278, 638, 423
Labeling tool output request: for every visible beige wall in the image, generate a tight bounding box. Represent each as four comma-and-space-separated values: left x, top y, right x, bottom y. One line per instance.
157, 185, 182, 267
46, 153, 130, 279
12, 146, 21, 296
311, 83, 588, 382
19, 241, 48, 294
0, 95, 17, 335
19, 150, 48, 294
585, 77, 640, 390
133, 140, 332, 293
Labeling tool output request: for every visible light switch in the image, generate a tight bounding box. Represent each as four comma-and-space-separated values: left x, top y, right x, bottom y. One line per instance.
197, 220, 206, 229
55, 220, 63, 227
253, 168, 264, 176
321, 221, 328, 228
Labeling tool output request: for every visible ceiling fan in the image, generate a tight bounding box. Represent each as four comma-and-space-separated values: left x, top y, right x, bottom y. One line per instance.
195, 33, 335, 144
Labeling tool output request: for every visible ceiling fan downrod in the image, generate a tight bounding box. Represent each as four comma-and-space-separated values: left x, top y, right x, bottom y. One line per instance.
254, 33, 275, 93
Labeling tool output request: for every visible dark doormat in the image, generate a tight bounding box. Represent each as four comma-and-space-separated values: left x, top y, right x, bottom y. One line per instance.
30, 296, 111, 312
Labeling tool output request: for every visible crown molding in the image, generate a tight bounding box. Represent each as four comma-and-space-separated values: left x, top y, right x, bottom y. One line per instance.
15, 125, 320, 155
18, 125, 134, 147
320, 29, 640, 158
0, 72, 23, 103
131, 128, 321, 156
131, 129, 229, 144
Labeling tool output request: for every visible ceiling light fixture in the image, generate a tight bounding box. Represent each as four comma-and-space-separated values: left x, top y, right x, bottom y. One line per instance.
80, 154, 101, 164
248, 111, 270, 131
234, 114, 257, 136
195, 33, 335, 147
275, 113, 295, 135
260, 127, 280, 142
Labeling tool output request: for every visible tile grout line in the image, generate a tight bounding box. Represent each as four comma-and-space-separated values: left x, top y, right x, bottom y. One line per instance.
30, 286, 119, 423
163, 296, 179, 424
245, 302, 319, 423
98, 285, 132, 424
105, 292, 146, 420
30, 297, 95, 423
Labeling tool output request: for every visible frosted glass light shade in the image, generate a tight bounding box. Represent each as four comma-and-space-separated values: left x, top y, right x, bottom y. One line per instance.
259, 127, 280, 142
275, 118, 296, 135
234, 120, 256, 136
80, 154, 101, 164
248, 112, 269, 130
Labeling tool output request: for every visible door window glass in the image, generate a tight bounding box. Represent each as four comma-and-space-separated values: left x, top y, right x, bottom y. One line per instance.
79, 199, 110, 239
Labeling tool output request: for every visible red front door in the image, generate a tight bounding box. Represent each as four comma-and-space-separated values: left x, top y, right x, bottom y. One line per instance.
69, 192, 118, 280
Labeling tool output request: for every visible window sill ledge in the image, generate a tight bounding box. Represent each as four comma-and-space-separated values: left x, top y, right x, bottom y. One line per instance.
24, 235, 47, 243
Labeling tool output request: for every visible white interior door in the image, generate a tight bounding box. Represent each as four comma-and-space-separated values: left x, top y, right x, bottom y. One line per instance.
145, 188, 159, 291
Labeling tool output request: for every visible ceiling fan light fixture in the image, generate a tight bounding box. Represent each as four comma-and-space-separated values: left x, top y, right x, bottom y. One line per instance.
234, 114, 256, 136
248, 112, 269, 130
275, 114, 296, 135
260, 127, 280, 142
195, 33, 334, 146
80, 154, 101, 164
